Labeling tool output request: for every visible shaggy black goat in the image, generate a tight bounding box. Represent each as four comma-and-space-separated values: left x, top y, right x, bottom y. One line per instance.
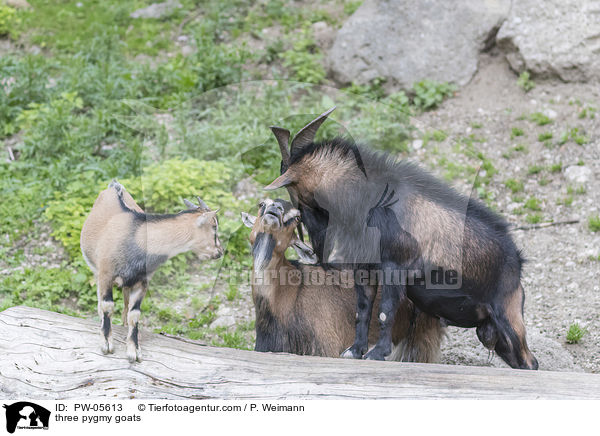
265, 108, 538, 370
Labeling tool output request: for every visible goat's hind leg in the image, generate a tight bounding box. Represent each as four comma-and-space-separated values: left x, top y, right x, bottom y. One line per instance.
97, 274, 115, 354
341, 279, 376, 359
126, 281, 147, 363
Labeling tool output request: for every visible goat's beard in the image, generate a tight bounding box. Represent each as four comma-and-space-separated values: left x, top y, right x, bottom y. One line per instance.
252, 233, 276, 271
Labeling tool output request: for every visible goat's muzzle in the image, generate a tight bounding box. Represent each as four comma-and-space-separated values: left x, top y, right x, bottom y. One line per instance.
262, 204, 283, 229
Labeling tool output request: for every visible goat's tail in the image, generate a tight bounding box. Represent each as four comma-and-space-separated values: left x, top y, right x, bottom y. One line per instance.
108, 179, 124, 194
109, 179, 136, 214
388, 311, 445, 363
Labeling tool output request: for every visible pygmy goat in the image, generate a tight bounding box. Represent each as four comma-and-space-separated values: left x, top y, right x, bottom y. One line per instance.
241, 198, 444, 361
265, 108, 538, 370
80, 181, 223, 362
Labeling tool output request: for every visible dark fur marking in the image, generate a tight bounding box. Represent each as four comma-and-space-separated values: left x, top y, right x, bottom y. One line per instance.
116, 189, 198, 222
289, 137, 367, 177
131, 324, 139, 348
130, 297, 143, 312
252, 232, 276, 271
102, 312, 111, 338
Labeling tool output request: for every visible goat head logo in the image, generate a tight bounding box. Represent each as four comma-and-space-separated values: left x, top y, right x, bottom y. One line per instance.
3, 402, 50, 434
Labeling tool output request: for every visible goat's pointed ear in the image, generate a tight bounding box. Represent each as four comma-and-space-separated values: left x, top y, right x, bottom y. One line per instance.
270, 126, 291, 164
196, 211, 216, 227
241, 212, 256, 228
290, 106, 336, 153
184, 198, 197, 210
264, 171, 293, 191
291, 239, 317, 264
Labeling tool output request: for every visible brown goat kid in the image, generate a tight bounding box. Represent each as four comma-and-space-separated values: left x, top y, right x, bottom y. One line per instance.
81, 181, 223, 362
241, 198, 444, 360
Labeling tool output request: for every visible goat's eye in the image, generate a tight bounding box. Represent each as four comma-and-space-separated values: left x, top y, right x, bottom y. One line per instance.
259, 201, 265, 208
295, 216, 301, 222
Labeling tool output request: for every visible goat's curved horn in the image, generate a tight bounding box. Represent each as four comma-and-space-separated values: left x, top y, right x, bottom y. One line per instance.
290, 106, 336, 153
264, 172, 293, 191
183, 198, 197, 209
270, 126, 291, 164
196, 196, 210, 211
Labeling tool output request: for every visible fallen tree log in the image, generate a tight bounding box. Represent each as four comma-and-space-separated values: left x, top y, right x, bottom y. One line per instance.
0, 305, 599, 400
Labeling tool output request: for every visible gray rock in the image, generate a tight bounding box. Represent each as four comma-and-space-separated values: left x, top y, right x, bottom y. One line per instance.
328, 0, 510, 89
130, 1, 181, 19
497, 0, 600, 82
3, 0, 31, 9
210, 315, 236, 329
312, 21, 335, 50
564, 166, 592, 184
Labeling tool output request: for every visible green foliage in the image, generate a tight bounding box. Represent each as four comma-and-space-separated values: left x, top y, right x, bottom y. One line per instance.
510, 127, 524, 138
411, 80, 456, 110
280, 29, 326, 84
527, 164, 543, 175
525, 213, 542, 224
560, 127, 589, 146
344, 78, 387, 101
524, 197, 541, 211
0, 5, 20, 38
505, 178, 524, 193
517, 71, 535, 92
343, 0, 363, 15
566, 323, 587, 344
588, 215, 600, 233
578, 106, 596, 119
529, 112, 552, 126
422, 129, 448, 147
550, 163, 562, 173
538, 132, 553, 142
0, 261, 96, 314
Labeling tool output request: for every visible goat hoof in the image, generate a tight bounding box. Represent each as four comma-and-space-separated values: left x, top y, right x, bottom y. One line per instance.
101, 342, 114, 355
127, 345, 142, 363
341, 345, 364, 359
364, 347, 388, 361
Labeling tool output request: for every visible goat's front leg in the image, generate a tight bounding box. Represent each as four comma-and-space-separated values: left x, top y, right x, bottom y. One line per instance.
364, 261, 406, 361
126, 281, 147, 363
97, 274, 115, 355
341, 278, 376, 359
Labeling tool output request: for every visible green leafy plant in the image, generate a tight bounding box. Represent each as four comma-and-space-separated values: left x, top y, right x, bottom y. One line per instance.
505, 179, 524, 193
566, 323, 587, 344
280, 29, 326, 84
0, 5, 20, 38
517, 71, 535, 92
511, 127, 524, 138
411, 80, 456, 110
588, 215, 600, 233
524, 197, 542, 211
525, 213, 542, 224
530, 112, 552, 126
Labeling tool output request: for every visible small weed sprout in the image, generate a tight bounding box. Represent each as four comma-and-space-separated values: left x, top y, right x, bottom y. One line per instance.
517, 71, 535, 92
588, 215, 600, 233
566, 323, 587, 344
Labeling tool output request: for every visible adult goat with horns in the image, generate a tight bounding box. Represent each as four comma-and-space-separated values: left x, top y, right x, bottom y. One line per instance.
265, 107, 538, 369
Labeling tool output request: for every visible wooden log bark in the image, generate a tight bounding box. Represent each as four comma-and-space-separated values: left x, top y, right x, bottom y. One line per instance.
0, 305, 599, 400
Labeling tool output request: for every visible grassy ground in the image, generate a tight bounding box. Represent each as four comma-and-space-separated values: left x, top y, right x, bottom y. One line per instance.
0, 0, 460, 350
